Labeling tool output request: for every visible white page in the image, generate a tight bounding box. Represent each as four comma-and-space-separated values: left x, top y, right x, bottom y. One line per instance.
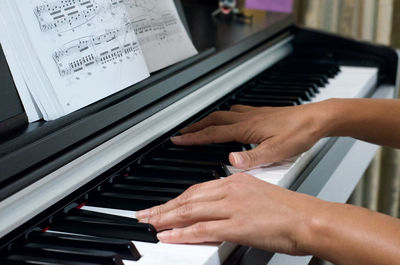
123, 0, 198, 72
0, 8, 43, 122
15, 0, 150, 119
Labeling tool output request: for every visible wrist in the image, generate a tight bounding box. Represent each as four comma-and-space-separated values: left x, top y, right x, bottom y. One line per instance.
314, 98, 349, 138
293, 197, 337, 256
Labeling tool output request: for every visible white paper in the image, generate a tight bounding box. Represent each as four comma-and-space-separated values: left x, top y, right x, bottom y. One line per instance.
123, 0, 198, 72
14, 0, 150, 118
0, 6, 43, 122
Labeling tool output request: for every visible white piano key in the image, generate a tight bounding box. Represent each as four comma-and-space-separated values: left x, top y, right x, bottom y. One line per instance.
81, 205, 137, 219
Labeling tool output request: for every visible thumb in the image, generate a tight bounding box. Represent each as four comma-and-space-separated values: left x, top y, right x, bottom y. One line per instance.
229, 141, 283, 169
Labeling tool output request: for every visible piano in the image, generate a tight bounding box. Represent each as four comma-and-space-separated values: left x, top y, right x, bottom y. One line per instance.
0, 1, 399, 264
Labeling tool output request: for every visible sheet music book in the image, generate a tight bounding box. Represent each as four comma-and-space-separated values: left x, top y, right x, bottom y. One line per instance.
0, 0, 198, 121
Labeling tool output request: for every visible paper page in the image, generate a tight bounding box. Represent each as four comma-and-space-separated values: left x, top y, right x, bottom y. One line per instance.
14, 0, 150, 118
122, 0, 198, 72
0, 10, 43, 122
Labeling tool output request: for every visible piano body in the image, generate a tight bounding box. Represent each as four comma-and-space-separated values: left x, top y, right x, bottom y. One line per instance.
0, 1, 399, 264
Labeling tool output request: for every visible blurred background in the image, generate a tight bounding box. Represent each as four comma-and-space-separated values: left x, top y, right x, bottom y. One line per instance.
237, 0, 400, 217
236, 1, 400, 264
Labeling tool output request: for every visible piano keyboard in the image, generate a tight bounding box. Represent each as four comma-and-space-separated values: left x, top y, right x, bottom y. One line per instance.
0, 55, 378, 264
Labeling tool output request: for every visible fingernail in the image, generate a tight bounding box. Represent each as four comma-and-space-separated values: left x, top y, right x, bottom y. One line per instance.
232, 152, 245, 168
157, 230, 173, 242
139, 218, 149, 223
170, 136, 183, 144
136, 209, 151, 220
180, 127, 190, 133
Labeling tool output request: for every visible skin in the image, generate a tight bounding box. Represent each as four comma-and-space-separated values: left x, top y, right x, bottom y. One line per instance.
137, 98, 400, 265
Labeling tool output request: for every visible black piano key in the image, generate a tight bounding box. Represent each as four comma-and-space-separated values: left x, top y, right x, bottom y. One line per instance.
27, 231, 141, 261
152, 147, 232, 165
271, 64, 339, 78
114, 175, 199, 189
103, 183, 185, 198
139, 157, 231, 177
0, 259, 28, 265
255, 81, 319, 94
260, 75, 327, 87
8, 244, 124, 265
2, 255, 98, 265
238, 93, 303, 105
131, 164, 220, 181
244, 88, 312, 101
264, 72, 330, 84
161, 140, 248, 153
230, 98, 296, 107
67, 208, 138, 223
87, 192, 172, 211
50, 215, 158, 243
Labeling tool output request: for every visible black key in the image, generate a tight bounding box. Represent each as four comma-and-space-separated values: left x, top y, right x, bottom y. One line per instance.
27, 231, 141, 261
139, 157, 231, 177
50, 215, 158, 243
256, 81, 319, 94
245, 88, 312, 101
271, 64, 339, 78
264, 72, 330, 84
87, 192, 172, 211
152, 147, 232, 165
131, 164, 220, 181
103, 183, 185, 198
260, 75, 327, 87
0, 259, 28, 265
2, 255, 98, 265
67, 208, 138, 223
160, 140, 248, 153
8, 245, 123, 265
114, 175, 199, 190
238, 93, 303, 105
230, 98, 296, 107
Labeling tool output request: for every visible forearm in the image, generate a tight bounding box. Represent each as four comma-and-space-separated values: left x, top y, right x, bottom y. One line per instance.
321, 98, 400, 148
301, 202, 400, 265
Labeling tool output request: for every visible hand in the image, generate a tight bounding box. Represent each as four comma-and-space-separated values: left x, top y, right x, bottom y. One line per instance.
136, 173, 327, 255
171, 102, 332, 169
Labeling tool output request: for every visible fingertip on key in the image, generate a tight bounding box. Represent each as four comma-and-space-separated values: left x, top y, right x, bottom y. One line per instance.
171, 135, 184, 144
157, 230, 173, 242
136, 209, 151, 220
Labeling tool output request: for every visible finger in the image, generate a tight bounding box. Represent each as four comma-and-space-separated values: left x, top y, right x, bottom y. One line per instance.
137, 179, 227, 220
180, 111, 242, 134
229, 104, 258, 113
171, 124, 240, 146
229, 138, 288, 169
157, 220, 232, 244
148, 201, 229, 231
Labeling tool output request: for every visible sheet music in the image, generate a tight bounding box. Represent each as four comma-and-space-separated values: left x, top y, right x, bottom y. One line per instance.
122, 0, 198, 72
14, 0, 150, 116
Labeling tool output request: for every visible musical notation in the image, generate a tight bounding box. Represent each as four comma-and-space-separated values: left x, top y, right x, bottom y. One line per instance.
34, 0, 100, 32
53, 23, 140, 76
131, 13, 180, 44
109, 0, 156, 12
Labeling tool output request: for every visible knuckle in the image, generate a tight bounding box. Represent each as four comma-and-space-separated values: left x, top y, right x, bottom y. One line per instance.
177, 203, 193, 219
177, 192, 190, 206
193, 222, 207, 238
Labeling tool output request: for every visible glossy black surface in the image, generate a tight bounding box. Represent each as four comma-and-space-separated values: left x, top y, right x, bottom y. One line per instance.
0, 0, 293, 200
